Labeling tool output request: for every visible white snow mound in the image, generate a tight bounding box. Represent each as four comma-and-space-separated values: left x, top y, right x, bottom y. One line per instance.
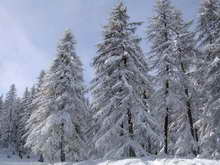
0, 158, 220, 165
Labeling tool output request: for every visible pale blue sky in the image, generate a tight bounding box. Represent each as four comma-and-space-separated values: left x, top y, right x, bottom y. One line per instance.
0, 0, 200, 96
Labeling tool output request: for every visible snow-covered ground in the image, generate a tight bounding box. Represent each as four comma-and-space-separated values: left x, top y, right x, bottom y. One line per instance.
0, 150, 219, 165
0, 155, 220, 165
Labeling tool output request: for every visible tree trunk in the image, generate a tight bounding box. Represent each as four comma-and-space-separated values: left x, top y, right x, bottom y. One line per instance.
164, 108, 169, 154
39, 154, 44, 162
180, 54, 197, 156
185, 89, 195, 138
164, 65, 169, 154
148, 137, 152, 154
122, 48, 135, 157
18, 151, 23, 159
195, 128, 199, 154
120, 123, 124, 136
127, 109, 135, 157
8, 108, 12, 148
60, 123, 65, 162
163, 11, 170, 154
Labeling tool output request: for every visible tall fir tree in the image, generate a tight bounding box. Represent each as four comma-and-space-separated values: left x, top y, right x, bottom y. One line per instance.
147, 0, 198, 155
147, 0, 178, 154
91, 2, 161, 159
14, 98, 22, 156
1, 84, 19, 153
168, 10, 199, 156
25, 30, 88, 162
17, 88, 31, 157
196, 0, 220, 159
25, 70, 46, 161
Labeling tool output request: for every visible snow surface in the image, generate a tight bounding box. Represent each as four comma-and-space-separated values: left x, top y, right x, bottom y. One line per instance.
0, 156, 220, 165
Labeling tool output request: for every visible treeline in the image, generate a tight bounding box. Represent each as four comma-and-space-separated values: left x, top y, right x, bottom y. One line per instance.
0, 0, 220, 162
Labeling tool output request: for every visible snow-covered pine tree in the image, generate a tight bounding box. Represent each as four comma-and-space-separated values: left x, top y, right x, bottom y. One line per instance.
147, 0, 178, 154
1, 84, 18, 153
147, 0, 198, 156
168, 10, 199, 157
14, 97, 22, 156
17, 88, 31, 157
28, 86, 36, 120
24, 86, 36, 128
197, 0, 220, 61
25, 71, 46, 134
25, 70, 46, 161
91, 2, 161, 159
25, 30, 88, 162
24, 86, 36, 159
196, 0, 220, 159
36, 70, 46, 93
195, 0, 220, 92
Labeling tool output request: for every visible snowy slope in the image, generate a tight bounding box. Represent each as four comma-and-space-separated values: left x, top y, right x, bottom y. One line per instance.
73, 158, 220, 165
0, 149, 39, 165
0, 158, 220, 165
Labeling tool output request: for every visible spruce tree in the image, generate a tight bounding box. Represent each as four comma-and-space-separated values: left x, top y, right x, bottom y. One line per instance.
26, 70, 46, 161
147, 0, 178, 154
196, 0, 220, 159
1, 84, 18, 153
14, 98, 22, 157
17, 88, 31, 157
169, 10, 199, 156
147, 0, 199, 155
25, 30, 88, 162
91, 2, 161, 159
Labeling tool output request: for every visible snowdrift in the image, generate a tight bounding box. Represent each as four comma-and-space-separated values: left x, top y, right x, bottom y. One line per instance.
0, 158, 220, 165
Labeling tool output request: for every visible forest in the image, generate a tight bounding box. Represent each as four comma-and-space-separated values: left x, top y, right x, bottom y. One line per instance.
0, 0, 220, 163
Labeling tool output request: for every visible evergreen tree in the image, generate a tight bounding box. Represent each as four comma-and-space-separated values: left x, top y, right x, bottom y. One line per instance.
197, 0, 220, 59
147, 0, 178, 154
1, 84, 18, 153
26, 71, 46, 161
36, 70, 46, 92
196, 0, 220, 159
147, 0, 198, 155
25, 71, 46, 133
169, 10, 199, 156
14, 98, 22, 156
91, 2, 161, 159
25, 30, 88, 162
17, 88, 31, 157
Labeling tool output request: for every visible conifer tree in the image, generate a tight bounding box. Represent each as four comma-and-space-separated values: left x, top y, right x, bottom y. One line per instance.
147, 0, 198, 155
25, 30, 88, 162
14, 98, 22, 156
196, 0, 220, 159
26, 71, 46, 161
91, 2, 161, 159
36, 71, 46, 92
17, 88, 31, 157
1, 84, 18, 153
169, 10, 199, 156
147, 0, 178, 154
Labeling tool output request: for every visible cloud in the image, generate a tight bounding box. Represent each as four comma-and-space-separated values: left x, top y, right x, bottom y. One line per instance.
0, 6, 50, 96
